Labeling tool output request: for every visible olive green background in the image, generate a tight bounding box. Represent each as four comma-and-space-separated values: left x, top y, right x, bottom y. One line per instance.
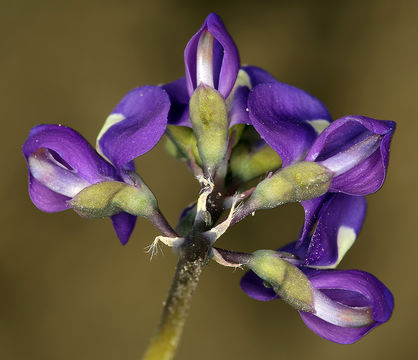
1, 0, 417, 359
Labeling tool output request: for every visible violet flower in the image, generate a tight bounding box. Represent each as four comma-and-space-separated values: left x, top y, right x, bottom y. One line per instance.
239, 194, 393, 343
23, 86, 171, 245
241, 262, 393, 344
230, 85, 395, 236
163, 13, 330, 134
22, 11, 396, 355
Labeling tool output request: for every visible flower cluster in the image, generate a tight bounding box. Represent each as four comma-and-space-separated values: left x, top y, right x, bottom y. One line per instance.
23, 13, 395, 344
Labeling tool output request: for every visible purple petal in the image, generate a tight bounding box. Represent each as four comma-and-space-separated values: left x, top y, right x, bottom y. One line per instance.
242, 66, 277, 87
299, 269, 394, 344
302, 194, 366, 268
98, 86, 170, 169
240, 270, 279, 301
248, 82, 332, 167
306, 115, 396, 195
111, 212, 137, 245
28, 148, 91, 198
184, 13, 240, 98
23, 124, 116, 183
162, 77, 192, 127
229, 85, 251, 126
27, 174, 70, 212
297, 196, 327, 247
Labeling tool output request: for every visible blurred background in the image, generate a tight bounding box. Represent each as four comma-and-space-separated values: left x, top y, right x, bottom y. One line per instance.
1, 0, 417, 359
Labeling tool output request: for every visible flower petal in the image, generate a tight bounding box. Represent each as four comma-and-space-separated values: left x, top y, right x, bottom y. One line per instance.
306, 115, 396, 195
27, 174, 70, 212
248, 82, 331, 167
97, 86, 170, 169
23, 124, 115, 183
240, 270, 279, 301
111, 212, 137, 245
28, 148, 91, 198
301, 194, 366, 268
242, 66, 277, 87
162, 77, 191, 127
299, 269, 394, 344
297, 196, 327, 246
184, 13, 240, 98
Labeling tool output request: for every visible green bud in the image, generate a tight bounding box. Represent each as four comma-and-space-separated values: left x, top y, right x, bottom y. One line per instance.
249, 250, 313, 312
165, 125, 202, 165
248, 162, 332, 210
69, 181, 157, 218
230, 143, 282, 182
189, 85, 229, 175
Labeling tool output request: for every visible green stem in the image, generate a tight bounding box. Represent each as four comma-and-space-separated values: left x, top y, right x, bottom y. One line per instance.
141, 233, 210, 360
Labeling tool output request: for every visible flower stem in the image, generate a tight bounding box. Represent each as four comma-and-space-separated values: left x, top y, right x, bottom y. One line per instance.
141, 232, 210, 360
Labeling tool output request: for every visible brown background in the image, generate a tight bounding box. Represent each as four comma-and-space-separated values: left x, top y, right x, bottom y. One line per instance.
1, 0, 417, 359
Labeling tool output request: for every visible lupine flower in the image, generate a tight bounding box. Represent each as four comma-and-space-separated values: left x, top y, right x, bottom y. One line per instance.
239, 194, 393, 343
23, 86, 171, 244
22, 11, 396, 353
163, 13, 337, 184
241, 256, 393, 344
163, 13, 330, 131
230, 88, 395, 232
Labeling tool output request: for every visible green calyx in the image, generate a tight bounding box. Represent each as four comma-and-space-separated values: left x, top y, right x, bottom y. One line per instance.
248, 161, 333, 210
249, 250, 313, 312
69, 180, 157, 219
189, 85, 229, 175
165, 125, 202, 166
230, 143, 282, 182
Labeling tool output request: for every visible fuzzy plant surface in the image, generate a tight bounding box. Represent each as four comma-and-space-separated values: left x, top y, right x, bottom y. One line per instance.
23, 13, 395, 360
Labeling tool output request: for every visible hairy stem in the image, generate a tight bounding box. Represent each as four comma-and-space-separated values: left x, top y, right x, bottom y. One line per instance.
141, 232, 211, 360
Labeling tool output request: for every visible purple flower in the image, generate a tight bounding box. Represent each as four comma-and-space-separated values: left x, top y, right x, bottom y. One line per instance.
296, 116, 395, 245
238, 191, 393, 343
240, 256, 393, 344
23, 86, 170, 245
306, 115, 396, 196
163, 13, 329, 134
242, 84, 395, 243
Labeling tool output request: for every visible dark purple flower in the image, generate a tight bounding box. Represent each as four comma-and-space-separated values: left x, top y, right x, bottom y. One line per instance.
238, 190, 393, 343
23, 86, 170, 245
242, 89, 394, 243
163, 13, 329, 136
298, 269, 393, 344
240, 258, 393, 344
306, 115, 396, 196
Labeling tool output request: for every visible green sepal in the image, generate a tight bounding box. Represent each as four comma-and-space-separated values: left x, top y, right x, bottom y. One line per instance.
165, 125, 202, 165
248, 162, 332, 210
189, 85, 229, 175
230, 143, 282, 182
249, 250, 313, 312
69, 181, 157, 218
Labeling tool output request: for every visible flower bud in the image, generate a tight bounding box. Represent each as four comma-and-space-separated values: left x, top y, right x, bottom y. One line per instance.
246, 162, 332, 211
69, 180, 157, 219
189, 84, 229, 176
230, 143, 282, 182
184, 13, 240, 98
248, 250, 313, 312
